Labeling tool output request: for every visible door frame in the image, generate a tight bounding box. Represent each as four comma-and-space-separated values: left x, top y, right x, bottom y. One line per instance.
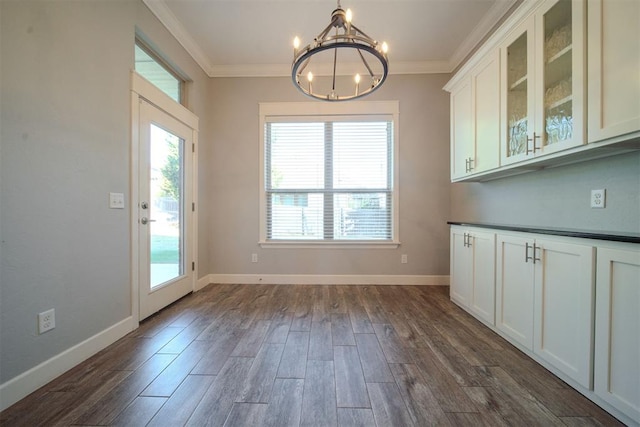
130, 71, 199, 326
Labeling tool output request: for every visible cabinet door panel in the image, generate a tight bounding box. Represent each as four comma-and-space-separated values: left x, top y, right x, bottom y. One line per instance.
588, 0, 640, 142
470, 231, 496, 325
496, 234, 534, 349
450, 228, 472, 307
451, 80, 473, 179
533, 239, 594, 388
595, 247, 640, 422
472, 53, 500, 173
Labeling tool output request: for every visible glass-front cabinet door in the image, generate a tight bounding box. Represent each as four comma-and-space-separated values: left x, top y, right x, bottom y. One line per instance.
502, 20, 535, 165
536, 0, 585, 155
501, 0, 585, 166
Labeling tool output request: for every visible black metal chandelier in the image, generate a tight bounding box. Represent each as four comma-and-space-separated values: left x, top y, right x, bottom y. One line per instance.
291, 1, 389, 101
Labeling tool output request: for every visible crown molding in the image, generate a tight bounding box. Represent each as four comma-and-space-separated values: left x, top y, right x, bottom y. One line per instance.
449, 0, 519, 71
144, 0, 511, 78
207, 60, 453, 78
142, 0, 215, 75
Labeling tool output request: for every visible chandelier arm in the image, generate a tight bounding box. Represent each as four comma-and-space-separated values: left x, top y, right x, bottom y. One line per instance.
317, 19, 339, 41
332, 46, 338, 91
356, 48, 376, 78
349, 23, 373, 42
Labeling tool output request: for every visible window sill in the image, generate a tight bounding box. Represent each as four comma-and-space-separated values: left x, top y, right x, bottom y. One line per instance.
259, 240, 400, 249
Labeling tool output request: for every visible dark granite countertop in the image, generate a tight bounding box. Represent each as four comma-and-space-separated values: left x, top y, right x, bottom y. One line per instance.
447, 221, 640, 244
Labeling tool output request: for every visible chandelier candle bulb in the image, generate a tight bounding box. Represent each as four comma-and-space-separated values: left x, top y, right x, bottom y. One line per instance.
355, 73, 361, 95
293, 36, 300, 53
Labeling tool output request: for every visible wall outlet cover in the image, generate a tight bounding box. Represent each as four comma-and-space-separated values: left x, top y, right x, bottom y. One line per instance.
591, 189, 606, 208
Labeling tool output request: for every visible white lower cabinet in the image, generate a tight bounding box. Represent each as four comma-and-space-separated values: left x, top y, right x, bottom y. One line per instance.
453, 226, 638, 424
594, 245, 640, 423
532, 238, 595, 389
496, 234, 535, 349
496, 233, 595, 387
450, 227, 496, 325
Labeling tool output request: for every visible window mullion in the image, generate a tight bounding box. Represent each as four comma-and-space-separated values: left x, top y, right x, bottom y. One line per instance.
324, 122, 334, 240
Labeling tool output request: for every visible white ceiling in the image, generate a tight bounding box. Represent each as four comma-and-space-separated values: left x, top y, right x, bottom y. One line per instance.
143, 0, 517, 78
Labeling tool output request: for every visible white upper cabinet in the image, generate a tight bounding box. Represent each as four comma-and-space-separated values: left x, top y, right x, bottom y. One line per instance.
448, 51, 501, 181
587, 0, 640, 143
450, 77, 474, 180
471, 52, 501, 175
501, 0, 586, 166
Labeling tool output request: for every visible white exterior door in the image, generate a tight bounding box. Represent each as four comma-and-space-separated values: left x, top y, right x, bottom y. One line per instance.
137, 98, 195, 320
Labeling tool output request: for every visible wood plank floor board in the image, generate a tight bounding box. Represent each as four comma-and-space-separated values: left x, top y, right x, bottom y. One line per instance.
140, 339, 210, 397
291, 287, 313, 332
262, 378, 304, 427
343, 287, 375, 334
238, 342, 285, 403
478, 366, 566, 426
331, 313, 356, 346
277, 331, 310, 379
0, 285, 625, 427
265, 311, 293, 344
334, 345, 370, 408
354, 333, 394, 383
336, 407, 377, 427
230, 319, 271, 357
146, 374, 216, 427
357, 286, 389, 324
367, 381, 415, 427
389, 363, 452, 426
72, 353, 176, 426
186, 356, 255, 426
300, 360, 338, 427
190, 327, 246, 375
372, 323, 412, 364
109, 396, 166, 426
408, 345, 478, 413
224, 402, 268, 427
308, 319, 333, 361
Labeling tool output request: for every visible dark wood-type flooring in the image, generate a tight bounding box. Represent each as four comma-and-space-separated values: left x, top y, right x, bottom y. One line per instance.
0, 284, 625, 426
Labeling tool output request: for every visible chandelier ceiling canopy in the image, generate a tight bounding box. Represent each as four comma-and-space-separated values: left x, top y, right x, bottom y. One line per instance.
291, 1, 389, 101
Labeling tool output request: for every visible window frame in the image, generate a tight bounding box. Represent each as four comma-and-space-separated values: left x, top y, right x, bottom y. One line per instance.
259, 101, 400, 248
135, 37, 186, 105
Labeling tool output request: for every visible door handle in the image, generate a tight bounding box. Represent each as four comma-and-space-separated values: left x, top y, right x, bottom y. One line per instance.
140, 217, 156, 225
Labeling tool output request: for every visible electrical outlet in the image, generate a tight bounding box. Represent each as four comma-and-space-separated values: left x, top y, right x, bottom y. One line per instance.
591, 189, 606, 208
251, 253, 258, 263
38, 309, 55, 334
401, 254, 408, 264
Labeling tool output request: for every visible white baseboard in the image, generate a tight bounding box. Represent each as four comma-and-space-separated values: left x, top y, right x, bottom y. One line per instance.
0, 316, 135, 412
196, 274, 212, 291
203, 274, 449, 286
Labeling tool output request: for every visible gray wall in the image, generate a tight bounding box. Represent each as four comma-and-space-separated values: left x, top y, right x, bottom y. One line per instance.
451, 152, 640, 233
0, 0, 212, 383
208, 74, 452, 276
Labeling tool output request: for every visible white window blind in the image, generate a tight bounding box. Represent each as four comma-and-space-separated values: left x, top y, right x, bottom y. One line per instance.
264, 115, 394, 242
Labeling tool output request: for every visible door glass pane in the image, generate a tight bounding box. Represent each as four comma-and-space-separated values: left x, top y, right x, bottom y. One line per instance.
149, 124, 183, 288
543, 1, 573, 146
506, 33, 528, 158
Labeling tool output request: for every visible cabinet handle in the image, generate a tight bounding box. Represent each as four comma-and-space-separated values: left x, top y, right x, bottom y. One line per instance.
525, 242, 533, 262
464, 157, 474, 173
526, 133, 541, 155
533, 243, 541, 264
463, 233, 468, 247
466, 233, 472, 248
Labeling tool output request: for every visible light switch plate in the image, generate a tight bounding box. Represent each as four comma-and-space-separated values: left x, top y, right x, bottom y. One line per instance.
591, 189, 605, 208
109, 192, 125, 209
